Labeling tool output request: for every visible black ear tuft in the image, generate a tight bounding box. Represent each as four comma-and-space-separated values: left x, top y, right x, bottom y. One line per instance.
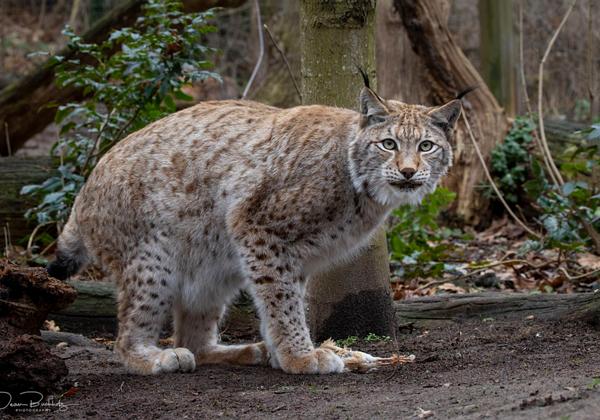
456, 85, 478, 100
356, 65, 370, 89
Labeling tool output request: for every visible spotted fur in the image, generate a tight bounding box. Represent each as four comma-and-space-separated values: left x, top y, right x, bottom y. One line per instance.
50, 88, 460, 375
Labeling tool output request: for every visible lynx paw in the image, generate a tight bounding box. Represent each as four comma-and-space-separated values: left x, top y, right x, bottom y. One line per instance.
151, 347, 196, 374
280, 348, 345, 374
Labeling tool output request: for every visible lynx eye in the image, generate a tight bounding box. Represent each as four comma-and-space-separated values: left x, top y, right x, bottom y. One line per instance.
381, 139, 397, 150
418, 140, 435, 152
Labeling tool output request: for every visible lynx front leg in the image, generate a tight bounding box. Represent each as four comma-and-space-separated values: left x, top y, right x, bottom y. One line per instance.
230, 210, 343, 374
249, 273, 344, 375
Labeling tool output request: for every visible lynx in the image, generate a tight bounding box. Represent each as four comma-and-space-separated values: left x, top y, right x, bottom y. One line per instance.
48, 81, 461, 375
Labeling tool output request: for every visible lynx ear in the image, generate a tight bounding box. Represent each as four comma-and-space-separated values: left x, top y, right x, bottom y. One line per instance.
359, 87, 389, 127
428, 99, 462, 135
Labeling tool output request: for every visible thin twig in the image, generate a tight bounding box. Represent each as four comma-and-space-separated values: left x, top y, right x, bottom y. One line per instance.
263, 24, 302, 102
537, 0, 578, 187
416, 259, 552, 292
461, 112, 542, 239
81, 108, 115, 176
242, 0, 265, 99
580, 218, 600, 255
3, 224, 11, 258
558, 266, 600, 282
39, 239, 57, 257
468, 259, 550, 271
26, 221, 55, 257
518, 0, 558, 186
4, 122, 11, 156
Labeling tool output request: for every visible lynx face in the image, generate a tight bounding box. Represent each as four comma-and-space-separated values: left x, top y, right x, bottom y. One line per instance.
349, 89, 460, 206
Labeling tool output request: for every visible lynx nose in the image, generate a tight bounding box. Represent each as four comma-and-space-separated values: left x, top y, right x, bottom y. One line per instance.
400, 168, 416, 180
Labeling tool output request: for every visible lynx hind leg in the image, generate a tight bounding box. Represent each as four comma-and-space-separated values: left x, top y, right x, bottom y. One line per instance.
174, 305, 269, 367
114, 265, 195, 375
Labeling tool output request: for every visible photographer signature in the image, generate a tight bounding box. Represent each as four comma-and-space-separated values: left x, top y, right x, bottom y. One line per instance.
0, 391, 69, 412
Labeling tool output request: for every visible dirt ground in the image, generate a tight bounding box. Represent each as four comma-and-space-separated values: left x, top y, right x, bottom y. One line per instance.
11, 319, 598, 419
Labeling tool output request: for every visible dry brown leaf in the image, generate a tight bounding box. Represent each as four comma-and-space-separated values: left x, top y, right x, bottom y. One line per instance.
577, 253, 600, 270
437, 282, 466, 294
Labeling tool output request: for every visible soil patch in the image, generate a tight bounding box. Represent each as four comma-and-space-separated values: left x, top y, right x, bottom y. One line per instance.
11, 319, 600, 419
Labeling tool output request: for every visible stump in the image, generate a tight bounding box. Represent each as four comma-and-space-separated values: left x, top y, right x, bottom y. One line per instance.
0, 260, 77, 395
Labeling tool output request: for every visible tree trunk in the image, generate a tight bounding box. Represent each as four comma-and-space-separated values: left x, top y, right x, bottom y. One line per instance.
375, 0, 449, 105
0, 0, 247, 157
89, 0, 106, 22
479, 0, 517, 116
393, 0, 508, 225
301, 0, 397, 342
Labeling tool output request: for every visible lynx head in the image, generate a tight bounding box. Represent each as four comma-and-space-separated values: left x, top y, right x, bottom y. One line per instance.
348, 85, 461, 207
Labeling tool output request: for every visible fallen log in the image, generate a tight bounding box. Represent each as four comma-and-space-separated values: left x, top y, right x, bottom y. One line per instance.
54, 280, 600, 333
395, 291, 600, 327
543, 119, 587, 155
0, 0, 247, 156
53, 280, 259, 338
0, 156, 55, 241
63, 279, 116, 317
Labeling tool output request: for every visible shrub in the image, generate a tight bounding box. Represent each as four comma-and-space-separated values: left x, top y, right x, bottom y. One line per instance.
387, 187, 462, 278
21, 0, 219, 227
488, 115, 600, 253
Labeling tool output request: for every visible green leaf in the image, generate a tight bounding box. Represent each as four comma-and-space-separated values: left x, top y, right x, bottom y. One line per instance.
173, 89, 193, 101
20, 184, 41, 195
42, 192, 66, 205
55, 106, 73, 124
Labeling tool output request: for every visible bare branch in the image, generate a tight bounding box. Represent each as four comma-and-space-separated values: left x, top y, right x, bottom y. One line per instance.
242, 0, 265, 99
518, 0, 559, 186
537, 0, 578, 187
263, 23, 302, 102
558, 266, 600, 282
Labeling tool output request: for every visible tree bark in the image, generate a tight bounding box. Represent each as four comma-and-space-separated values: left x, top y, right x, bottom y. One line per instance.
479, 0, 517, 116
393, 0, 508, 225
300, 0, 397, 342
375, 0, 449, 105
0, 0, 247, 157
